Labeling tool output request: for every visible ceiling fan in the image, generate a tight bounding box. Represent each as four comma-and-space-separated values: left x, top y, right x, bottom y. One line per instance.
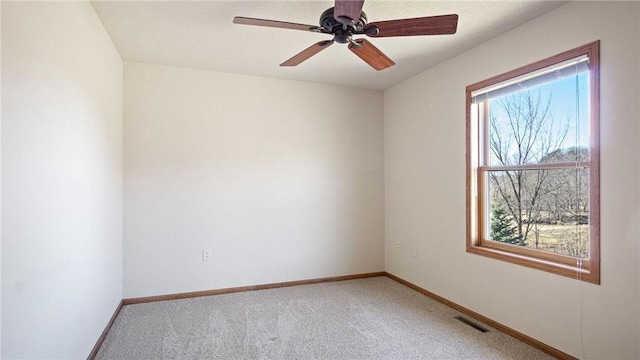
233, 0, 458, 71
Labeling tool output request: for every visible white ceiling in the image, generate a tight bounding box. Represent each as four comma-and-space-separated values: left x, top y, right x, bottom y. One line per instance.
91, 0, 568, 91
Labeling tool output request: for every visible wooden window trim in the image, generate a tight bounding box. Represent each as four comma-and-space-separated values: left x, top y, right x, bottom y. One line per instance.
466, 41, 600, 284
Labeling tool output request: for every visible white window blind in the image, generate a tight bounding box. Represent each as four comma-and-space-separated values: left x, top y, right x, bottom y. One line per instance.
471, 55, 589, 103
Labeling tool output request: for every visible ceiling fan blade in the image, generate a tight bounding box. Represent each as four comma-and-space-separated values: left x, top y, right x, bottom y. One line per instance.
348, 39, 395, 71
365, 14, 458, 37
281, 40, 335, 67
334, 0, 365, 24
233, 17, 324, 33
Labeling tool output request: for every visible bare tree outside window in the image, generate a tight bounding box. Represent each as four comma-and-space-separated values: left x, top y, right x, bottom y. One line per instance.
487, 89, 589, 258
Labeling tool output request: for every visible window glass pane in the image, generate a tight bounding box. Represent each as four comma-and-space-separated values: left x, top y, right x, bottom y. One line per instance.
488, 72, 589, 166
487, 168, 589, 258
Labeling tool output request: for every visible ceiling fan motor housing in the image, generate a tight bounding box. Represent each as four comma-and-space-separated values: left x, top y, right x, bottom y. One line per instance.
320, 7, 368, 43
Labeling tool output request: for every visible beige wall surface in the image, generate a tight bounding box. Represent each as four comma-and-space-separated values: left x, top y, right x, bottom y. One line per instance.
384, 2, 640, 358
1, 2, 123, 358
123, 62, 385, 298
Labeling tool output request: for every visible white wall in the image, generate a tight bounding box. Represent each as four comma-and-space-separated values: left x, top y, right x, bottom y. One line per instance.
2, 2, 123, 359
384, 2, 639, 359
123, 62, 384, 298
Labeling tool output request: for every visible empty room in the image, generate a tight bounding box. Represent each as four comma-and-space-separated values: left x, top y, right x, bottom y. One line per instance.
2, 1, 639, 359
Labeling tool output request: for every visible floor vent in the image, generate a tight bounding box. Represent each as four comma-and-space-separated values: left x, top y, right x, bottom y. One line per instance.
454, 316, 490, 333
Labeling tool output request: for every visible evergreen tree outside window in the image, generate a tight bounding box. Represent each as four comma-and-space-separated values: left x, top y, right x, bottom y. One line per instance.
490, 203, 519, 245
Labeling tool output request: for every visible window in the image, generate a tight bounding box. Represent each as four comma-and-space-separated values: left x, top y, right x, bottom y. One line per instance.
466, 41, 600, 284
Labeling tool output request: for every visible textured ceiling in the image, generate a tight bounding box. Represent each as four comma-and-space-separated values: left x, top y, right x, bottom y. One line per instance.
91, 1, 568, 91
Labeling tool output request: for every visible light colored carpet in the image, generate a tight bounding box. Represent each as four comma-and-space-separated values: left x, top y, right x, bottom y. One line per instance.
96, 277, 555, 359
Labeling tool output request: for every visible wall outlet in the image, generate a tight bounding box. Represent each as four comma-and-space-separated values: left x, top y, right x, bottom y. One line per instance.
202, 249, 212, 261
395, 242, 401, 251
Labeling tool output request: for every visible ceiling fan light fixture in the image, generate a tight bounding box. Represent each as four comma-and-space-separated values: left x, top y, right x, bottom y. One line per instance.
334, 29, 353, 44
